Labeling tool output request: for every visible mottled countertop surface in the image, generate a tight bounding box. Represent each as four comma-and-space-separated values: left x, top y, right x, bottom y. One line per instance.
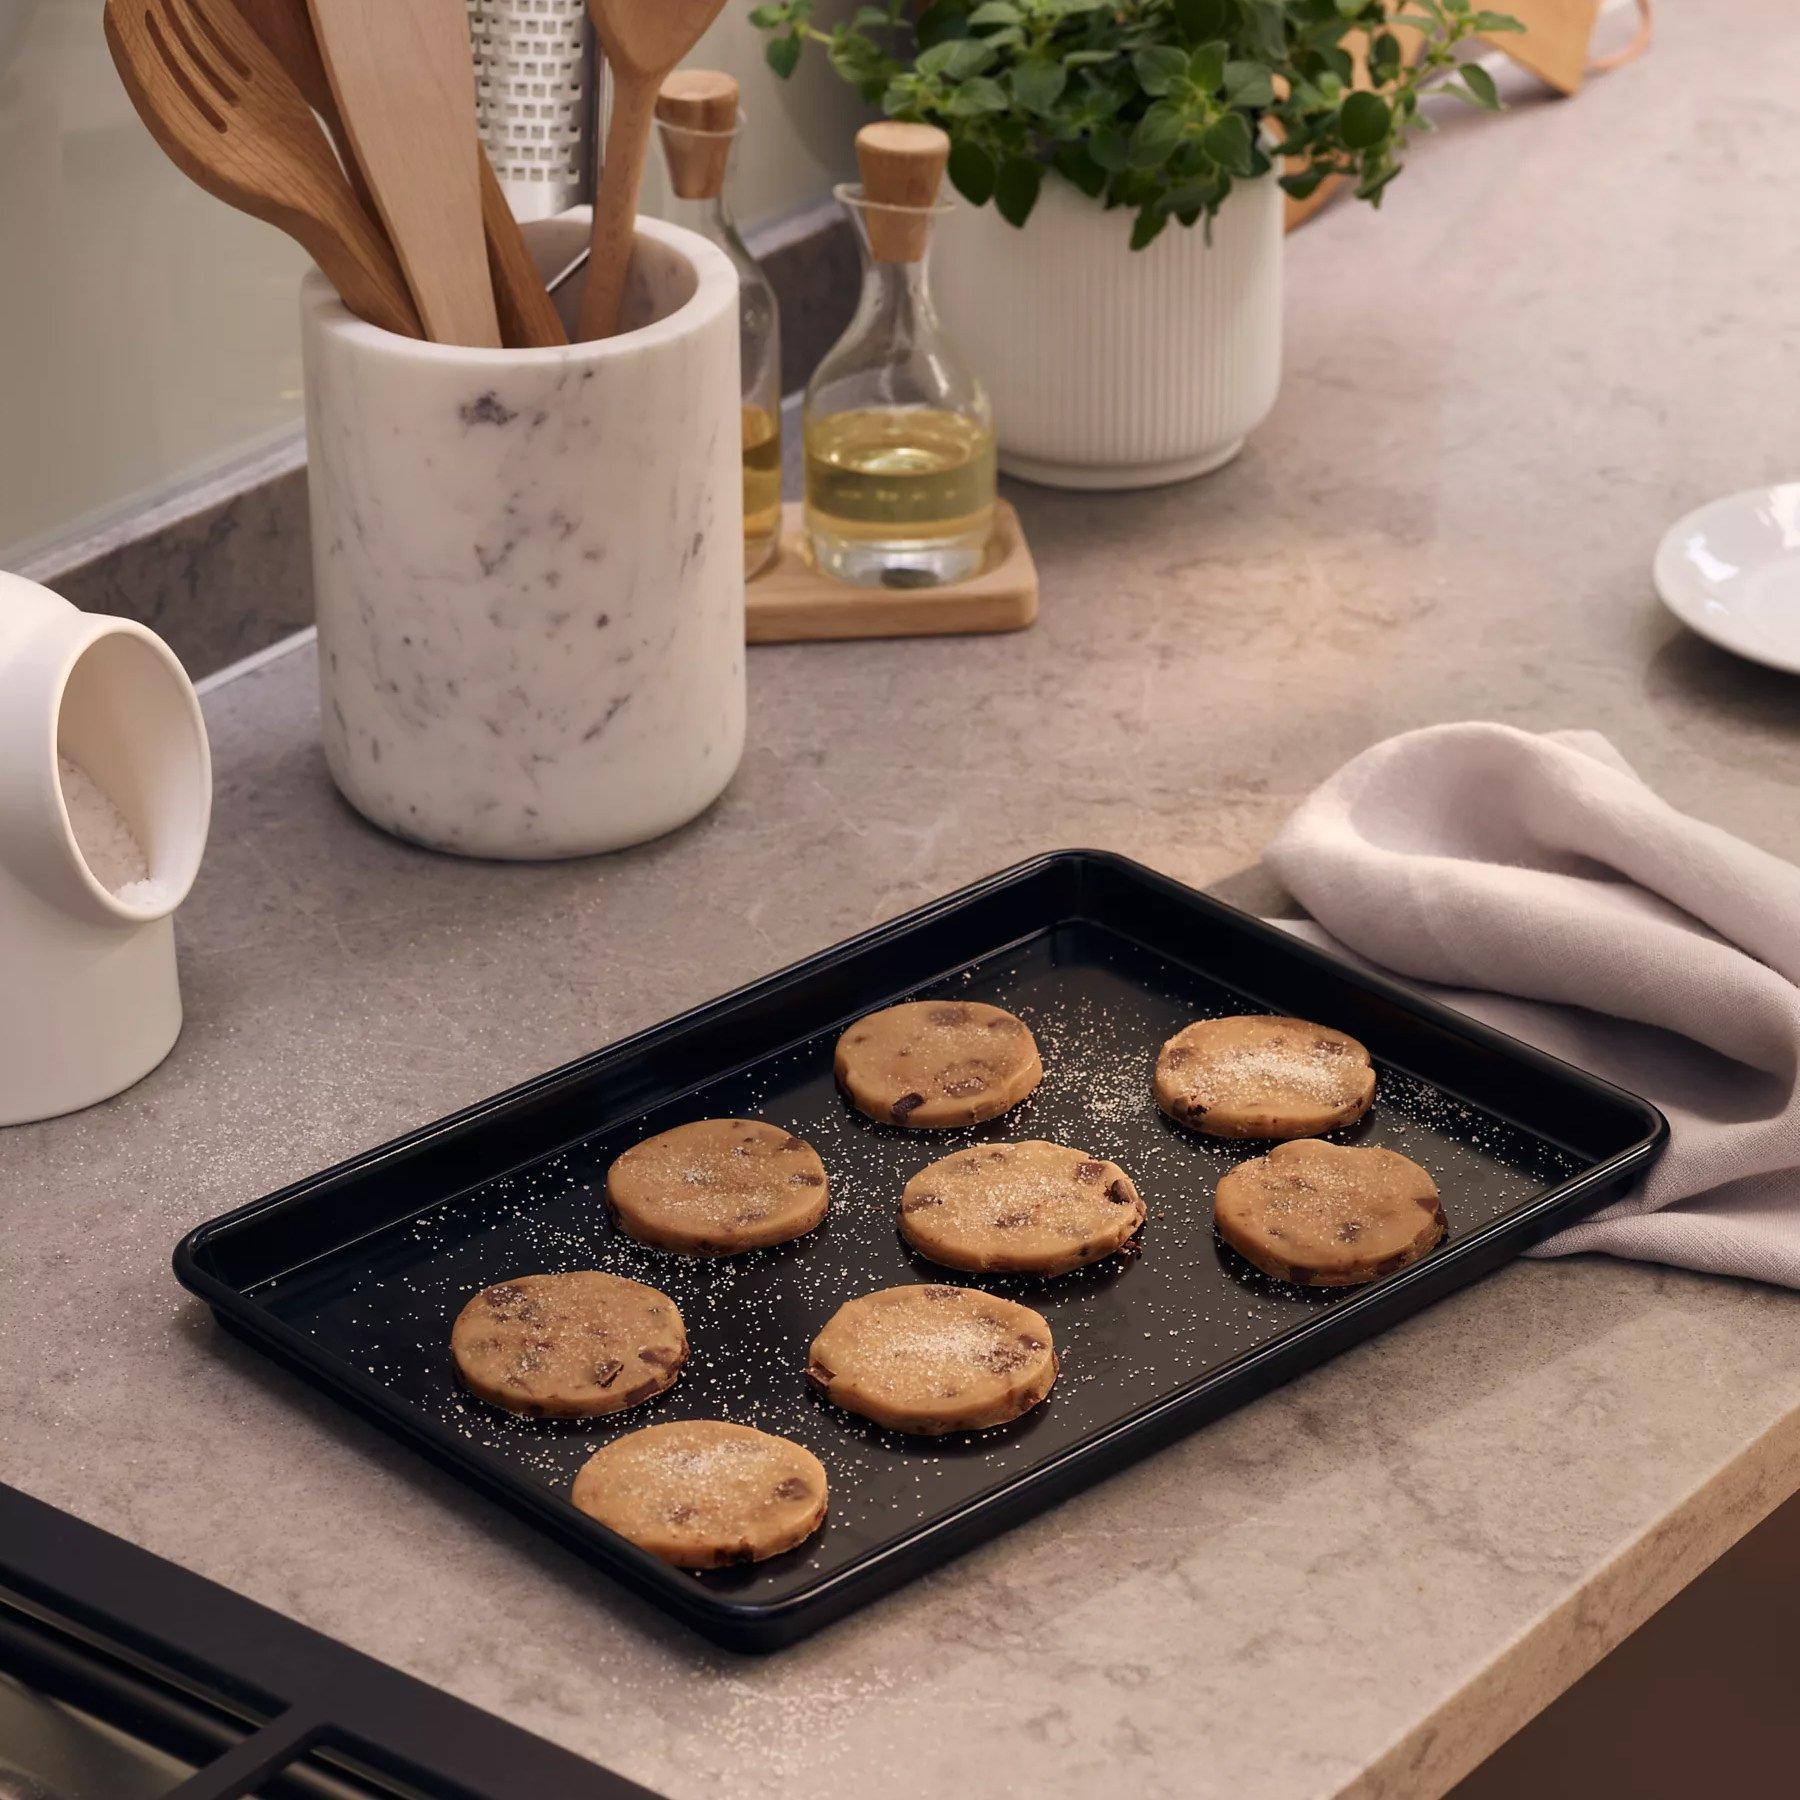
9, 7, 1800, 1797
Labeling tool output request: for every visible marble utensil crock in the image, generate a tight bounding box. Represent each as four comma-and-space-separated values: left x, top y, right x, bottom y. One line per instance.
302, 210, 746, 860
0, 572, 212, 1126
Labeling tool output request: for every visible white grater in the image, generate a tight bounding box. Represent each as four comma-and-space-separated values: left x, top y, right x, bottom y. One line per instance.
466, 0, 597, 221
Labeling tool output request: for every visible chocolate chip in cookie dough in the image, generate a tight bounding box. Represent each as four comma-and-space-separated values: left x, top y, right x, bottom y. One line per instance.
836, 1001, 1043, 1129
806, 1285, 1058, 1435
572, 1422, 830, 1569
1155, 1015, 1376, 1140
1213, 1139, 1444, 1286
605, 1119, 830, 1255
897, 1141, 1148, 1278
451, 1271, 687, 1419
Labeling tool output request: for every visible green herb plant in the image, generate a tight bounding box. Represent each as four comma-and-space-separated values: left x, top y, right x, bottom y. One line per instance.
751, 0, 1520, 248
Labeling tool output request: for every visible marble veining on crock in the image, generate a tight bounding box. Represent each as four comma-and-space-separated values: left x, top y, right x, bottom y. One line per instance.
303, 232, 747, 859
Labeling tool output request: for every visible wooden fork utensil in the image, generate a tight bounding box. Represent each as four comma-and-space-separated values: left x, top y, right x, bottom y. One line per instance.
104, 0, 422, 336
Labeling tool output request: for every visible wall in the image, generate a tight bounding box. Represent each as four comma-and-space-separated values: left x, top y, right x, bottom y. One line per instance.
0, 0, 864, 568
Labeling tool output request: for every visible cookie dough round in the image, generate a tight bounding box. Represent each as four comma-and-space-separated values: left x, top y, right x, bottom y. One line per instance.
807, 1284, 1057, 1435
451, 1271, 687, 1418
571, 1420, 828, 1568
1155, 1015, 1376, 1139
834, 1000, 1042, 1129
899, 1140, 1145, 1277
1213, 1139, 1445, 1286
606, 1119, 829, 1254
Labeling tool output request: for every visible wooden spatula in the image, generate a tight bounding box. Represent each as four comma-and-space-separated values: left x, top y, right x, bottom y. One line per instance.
305, 0, 501, 347
104, 0, 422, 336
233, 0, 565, 348
578, 0, 732, 341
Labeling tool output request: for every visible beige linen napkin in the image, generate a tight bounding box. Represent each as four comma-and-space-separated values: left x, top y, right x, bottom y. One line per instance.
1266, 723, 1800, 1288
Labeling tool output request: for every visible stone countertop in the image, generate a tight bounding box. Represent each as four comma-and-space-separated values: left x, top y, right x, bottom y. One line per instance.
8, 7, 1800, 1796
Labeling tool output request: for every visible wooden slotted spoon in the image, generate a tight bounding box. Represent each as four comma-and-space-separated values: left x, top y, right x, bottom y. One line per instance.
305, 0, 500, 348
232, 0, 565, 348
103, 0, 422, 336
577, 0, 732, 342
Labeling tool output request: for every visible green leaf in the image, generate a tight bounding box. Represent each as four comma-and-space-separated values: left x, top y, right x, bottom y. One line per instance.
947, 139, 997, 205
1129, 204, 1168, 250
1279, 167, 1331, 199
1458, 61, 1501, 109
765, 32, 802, 78
915, 2, 972, 48
1222, 60, 1275, 107
1129, 101, 1186, 169
1186, 40, 1226, 91
1240, 0, 1286, 61
1471, 9, 1524, 29
1172, 0, 1229, 40
916, 36, 996, 79
1133, 45, 1190, 96
1201, 109, 1254, 173
1090, 123, 1130, 171
1355, 161, 1401, 202
1053, 141, 1107, 196
949, 75, 1009, 113
1338, 89, 1391, 148
994, 156, 1043, 226
748, 4, 788, 28
1011, 59, 1068, 111
966, 0, 1020, 21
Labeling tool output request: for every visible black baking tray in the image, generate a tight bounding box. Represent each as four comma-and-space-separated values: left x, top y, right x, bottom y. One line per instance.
174, 851, 1666, 1652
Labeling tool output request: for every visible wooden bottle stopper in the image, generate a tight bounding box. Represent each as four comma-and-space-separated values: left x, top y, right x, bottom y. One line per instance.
655, 69, 739, 201
855, 121, 949, 262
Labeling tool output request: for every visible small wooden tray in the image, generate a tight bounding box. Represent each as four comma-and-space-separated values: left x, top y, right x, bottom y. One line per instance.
746, 500, 1037, 644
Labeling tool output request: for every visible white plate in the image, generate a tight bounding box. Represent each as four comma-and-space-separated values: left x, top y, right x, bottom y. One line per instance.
1653, 484, 1800, 675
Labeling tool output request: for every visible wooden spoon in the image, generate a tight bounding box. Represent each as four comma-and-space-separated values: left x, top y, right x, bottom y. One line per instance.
578, 0, 732, 341
103, 0, 422, 336
233, 0, 566, 348
305, 0, 501, 347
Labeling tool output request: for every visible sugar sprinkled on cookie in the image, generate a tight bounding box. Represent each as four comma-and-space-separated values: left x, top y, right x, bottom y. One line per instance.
571, 1420, 828, 1568
807, 1284, 1056, 1434
606, 1119, 829, 1254
450, 1270, 687, 1418
1212, 1139, 1444, 1286
1155, 1015, 1376, 1139
835, 1001, 1042, 1128
899, 1139, 1145, 1276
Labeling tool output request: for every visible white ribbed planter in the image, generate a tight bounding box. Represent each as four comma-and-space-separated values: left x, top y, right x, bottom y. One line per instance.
932, 171, 1283, 489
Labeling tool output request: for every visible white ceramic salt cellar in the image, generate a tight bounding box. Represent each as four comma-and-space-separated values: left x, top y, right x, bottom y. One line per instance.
0, 571, 212, 1126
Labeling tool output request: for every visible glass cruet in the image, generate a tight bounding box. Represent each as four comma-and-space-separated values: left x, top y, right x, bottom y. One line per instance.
803, 122, 995, 589
655, 71, 782, 580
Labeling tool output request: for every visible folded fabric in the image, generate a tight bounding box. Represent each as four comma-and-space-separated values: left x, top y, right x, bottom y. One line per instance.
1265, 723, 1800, 1289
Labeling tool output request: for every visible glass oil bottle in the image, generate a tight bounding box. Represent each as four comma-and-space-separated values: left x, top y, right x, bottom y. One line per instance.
655, 71, 782, 579
803, 122, 995, 588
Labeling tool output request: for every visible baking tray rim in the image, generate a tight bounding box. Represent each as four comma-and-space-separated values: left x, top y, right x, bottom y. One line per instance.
172, 848, 1670, 1643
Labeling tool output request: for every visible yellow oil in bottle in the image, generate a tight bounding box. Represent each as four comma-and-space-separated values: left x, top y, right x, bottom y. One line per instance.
742, 404, 782, 579
804, 407, 995, 587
